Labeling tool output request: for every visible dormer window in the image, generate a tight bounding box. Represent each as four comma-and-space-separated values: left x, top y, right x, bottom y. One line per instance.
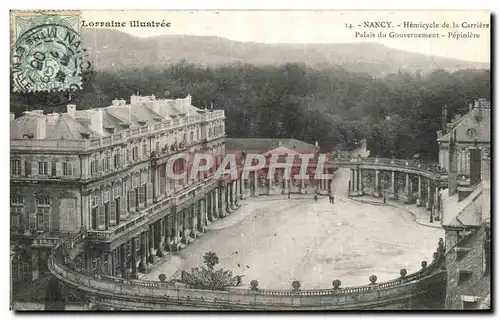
138, 120, 147, 126
105, 126, 115, 134
22, 133, 34, 139
80, 132, 90, 139
120, 123, 130, 129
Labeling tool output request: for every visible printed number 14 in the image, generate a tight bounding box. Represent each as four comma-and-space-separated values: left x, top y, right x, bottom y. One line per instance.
345, 23, 353, 29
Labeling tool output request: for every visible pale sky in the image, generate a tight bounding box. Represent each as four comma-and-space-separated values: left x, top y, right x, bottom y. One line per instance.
81, 10, 490, 63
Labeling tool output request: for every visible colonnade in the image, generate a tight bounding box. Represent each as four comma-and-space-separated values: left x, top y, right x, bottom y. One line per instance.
349, 168, 442, 221
246, 173, 331, 197
86, 178, 245, 278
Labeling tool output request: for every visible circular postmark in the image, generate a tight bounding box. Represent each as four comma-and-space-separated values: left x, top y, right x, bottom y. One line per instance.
12, 23, 84, 93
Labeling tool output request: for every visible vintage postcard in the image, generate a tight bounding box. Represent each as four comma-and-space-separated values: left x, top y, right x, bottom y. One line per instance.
9, 9, 491, 311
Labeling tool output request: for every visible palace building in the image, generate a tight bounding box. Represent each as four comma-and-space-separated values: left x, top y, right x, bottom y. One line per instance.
10, 94, 245, 283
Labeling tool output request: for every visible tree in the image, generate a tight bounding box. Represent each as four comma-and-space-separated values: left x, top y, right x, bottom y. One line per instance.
250, 280, 259, 291
203, 251, 219, 270
158, 273, 167, 282
332, 279, 341, 289
369, 275, 377, 285
291, 280, 301, 291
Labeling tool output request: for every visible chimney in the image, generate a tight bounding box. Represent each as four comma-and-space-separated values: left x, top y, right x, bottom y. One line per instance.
448, 130, 458, 196
175, 99, 185, 114
35, 114, 47, 139
183, 96, 191, 115
441, 105, 448, 133
10, 113, 15, 121
469, 147, 482, 185
46, 112, 60, 125
89, 109, 103, 136
67, 104, 76, 118
315, 141, 319, 148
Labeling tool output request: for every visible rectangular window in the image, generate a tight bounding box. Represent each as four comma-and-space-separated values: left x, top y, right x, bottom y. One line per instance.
103, 190, 110, 203
11, 206, 23, 229
458, 270, 473, 284
38, 162, 48, 175
114, 153, 120, 168
52, 162, 56, 176
90, 160, 96, 175
142, 144, 148, 158
133, 147, 139, 160
104, 157, 110, 171
114, 184, 122, 198
91, 194, 98, 207
455, 248, 470, 261
62, 162, 73, 176
11, 160, 21, 175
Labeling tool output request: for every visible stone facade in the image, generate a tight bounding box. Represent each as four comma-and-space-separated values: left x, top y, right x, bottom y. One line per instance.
10, 94, 239, 281
443, 225, 490, 309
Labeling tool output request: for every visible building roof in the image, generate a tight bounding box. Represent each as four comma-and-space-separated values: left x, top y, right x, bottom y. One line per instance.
438, 105, 490, 143
441, 185, 484, 227
46, 114, 98, 139
225, 138, 317, 153
10, 113, 96, 140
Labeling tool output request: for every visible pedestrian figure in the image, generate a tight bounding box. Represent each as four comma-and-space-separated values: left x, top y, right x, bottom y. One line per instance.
314, 194, 318, 202
332, 195, 335, 204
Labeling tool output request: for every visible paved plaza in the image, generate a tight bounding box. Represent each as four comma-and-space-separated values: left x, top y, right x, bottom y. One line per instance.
143, 168, 444, 289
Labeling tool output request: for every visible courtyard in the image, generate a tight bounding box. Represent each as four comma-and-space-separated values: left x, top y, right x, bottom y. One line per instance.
143, 168, 444, 290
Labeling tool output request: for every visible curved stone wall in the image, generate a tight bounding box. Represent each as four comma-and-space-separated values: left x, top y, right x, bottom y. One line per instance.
49, 244, 446, 310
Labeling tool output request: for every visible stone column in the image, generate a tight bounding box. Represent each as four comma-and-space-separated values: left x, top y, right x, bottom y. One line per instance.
182, 208, 189, 243
417, 176, 422, 206
352, 169, 357, 193
240, 178, 246, 200
31, 250, 39, 281
374, 170, 380, 197
138, 232, 147, 272
154, 165, 160, 202
404, 173, 410, 204
230, 181, 236, 209
207, 192, 213, 223
149, 224, 155, 263
157, 218, 165, 257
173, 212, 180, 245
131, 238, 138, 278
358, 169, 363, 194
234, 180, 240, 206
391, 171, 395, 197
434, 186, 440, 221
120, 244, 126, 277
191, 204, 197, 238
108, 250, 115, 276
253, 175, 258, 197
426, 182, 432, 210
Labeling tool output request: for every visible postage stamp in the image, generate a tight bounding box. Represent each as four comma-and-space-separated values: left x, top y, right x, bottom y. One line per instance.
10, 11, 84, 93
